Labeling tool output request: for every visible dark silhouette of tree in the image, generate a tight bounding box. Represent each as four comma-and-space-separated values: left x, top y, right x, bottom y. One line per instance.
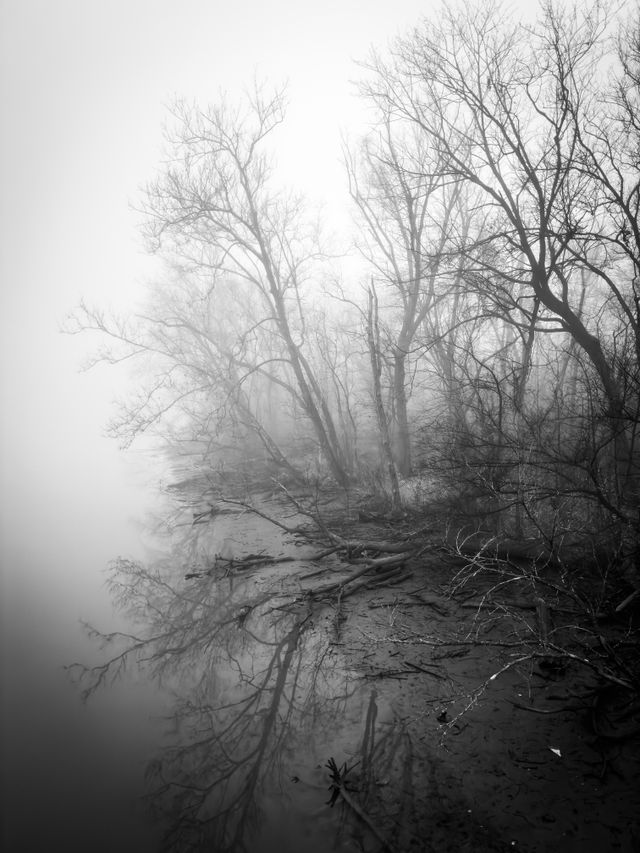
67, 85, 353, 487
361, 0, 639, 532
141, 86, 352, 487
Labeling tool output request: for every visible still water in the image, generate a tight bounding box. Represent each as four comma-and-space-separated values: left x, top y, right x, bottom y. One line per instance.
0, 447, 166, 853
1, 457, 396, 853
89, 484, 397, 853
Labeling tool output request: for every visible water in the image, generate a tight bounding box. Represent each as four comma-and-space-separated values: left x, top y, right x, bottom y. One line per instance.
61, 485, 399, 853
1, 441, 399, 853
0, 445, 167, 853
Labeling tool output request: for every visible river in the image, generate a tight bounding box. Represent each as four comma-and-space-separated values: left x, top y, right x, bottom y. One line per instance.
1, 451, 393, 853
0, 445, 167, 853
93, 482, 395, 853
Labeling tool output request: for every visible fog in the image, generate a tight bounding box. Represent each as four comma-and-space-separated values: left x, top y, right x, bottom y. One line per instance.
0, 309, 164, 850
2, 1, 539, 849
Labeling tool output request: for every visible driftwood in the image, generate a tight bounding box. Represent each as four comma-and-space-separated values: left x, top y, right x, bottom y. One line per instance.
327, 531, 418, 556
309, 551, 415, 598
185, 546, 342, 579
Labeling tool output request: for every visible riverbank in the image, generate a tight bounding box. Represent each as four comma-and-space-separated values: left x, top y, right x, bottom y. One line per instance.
82, 478, 640, 852
336, 562, 640, 851
201, 482, 640, 853
187, 482, 640, 851
290, 494, 639, 853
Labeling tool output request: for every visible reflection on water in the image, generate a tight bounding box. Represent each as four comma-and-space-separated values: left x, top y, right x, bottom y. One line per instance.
71, 489, 409, 852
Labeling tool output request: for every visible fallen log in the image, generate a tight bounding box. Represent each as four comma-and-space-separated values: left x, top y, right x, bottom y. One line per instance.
185, 546, 342, 579
327, 532, 417, 555
310, 551, 414, 597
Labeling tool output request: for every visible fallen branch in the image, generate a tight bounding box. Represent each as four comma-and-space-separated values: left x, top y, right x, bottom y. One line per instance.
507, 699, 584, 715
216, 495, 312, 537
311, 552, 414, 598
328, 533, 423, 556
185, 546, 342, 579
615, 589, 640, 613
325, 758, 398, 853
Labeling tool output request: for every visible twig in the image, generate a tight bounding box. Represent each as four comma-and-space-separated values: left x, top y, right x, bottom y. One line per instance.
507, 699, 583, 715
404, 660, 447, 680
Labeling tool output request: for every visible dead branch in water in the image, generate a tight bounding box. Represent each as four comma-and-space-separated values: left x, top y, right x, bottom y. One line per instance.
185, 545, 343, 579
309, 551, 415, 599
325, 757, 398, 853
216, 494, 312, 537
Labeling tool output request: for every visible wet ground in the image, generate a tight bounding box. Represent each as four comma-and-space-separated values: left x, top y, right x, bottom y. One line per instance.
336, 564, 640, 852
75, 489, 640, 852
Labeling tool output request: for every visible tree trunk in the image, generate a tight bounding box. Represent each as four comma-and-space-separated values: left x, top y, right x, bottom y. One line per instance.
392, 350, 412, 476
535, 272, 637, 511
368, 287, 402, 510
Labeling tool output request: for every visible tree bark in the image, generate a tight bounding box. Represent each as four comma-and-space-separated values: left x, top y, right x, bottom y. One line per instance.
367, 286, 402, 510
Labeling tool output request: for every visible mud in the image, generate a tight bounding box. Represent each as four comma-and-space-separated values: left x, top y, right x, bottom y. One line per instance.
332, 551, 640, 852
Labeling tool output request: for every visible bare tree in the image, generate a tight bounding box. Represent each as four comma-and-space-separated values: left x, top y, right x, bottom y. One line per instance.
366, 284, 402, 509
143, 86, 353, 486
345, 116, 464, 475
66, 270, 307, 484
69, 85, 353, 487
363, 0, 639, 519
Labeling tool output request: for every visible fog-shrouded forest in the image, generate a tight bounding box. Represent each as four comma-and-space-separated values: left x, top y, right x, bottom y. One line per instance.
58, 2, 640, 851
68, 0, 639, 572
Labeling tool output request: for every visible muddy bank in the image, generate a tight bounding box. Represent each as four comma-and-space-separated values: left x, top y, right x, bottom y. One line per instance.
218, 495, 640, 852
74, 487, 640, 852
336, 557, 640, 852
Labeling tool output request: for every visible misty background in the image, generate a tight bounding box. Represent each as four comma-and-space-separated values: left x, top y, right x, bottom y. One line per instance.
0, 1, 435, 849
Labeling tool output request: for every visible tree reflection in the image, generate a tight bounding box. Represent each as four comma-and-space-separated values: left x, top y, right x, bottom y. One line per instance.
148, 616, 338, 851
68, 507, 362, 852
